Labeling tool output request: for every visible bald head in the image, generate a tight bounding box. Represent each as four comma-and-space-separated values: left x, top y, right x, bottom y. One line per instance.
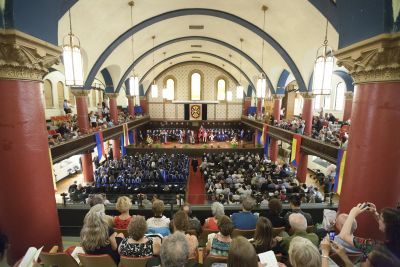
289, 213, 307, 232
335, 213, 357, 233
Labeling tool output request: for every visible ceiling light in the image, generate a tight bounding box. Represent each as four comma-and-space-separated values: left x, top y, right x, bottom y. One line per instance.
62, 9, 84, 87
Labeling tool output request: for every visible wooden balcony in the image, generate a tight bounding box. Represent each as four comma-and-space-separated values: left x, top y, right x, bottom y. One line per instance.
241, 116, 339, 163
50, 116, 150, 163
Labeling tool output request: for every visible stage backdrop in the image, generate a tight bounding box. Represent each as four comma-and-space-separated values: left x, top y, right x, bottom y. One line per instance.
147, 62, 243, 120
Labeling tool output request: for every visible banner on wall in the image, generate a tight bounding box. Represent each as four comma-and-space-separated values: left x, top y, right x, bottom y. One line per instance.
334, 149, 347, 195
260, 124, 269, 157
290, 134, 302, 167
189, 104, 202, 120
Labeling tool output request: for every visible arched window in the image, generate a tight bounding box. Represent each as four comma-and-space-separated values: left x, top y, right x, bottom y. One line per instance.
57, 82, 65, 108
335, 82, 345, 110
166, 78, 175, 100
217, 79, 226, 101
314, 95, 330, 110
191, 72, 202, 100
44, 80, 53, 108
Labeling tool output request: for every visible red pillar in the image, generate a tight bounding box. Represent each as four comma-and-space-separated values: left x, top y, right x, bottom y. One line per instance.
72, 90, 94, 183
127, 95, 135, 118
342, 91, 353, 122
242, 97, 251, 116
107, 94, 121, 159
270, 95, 283, 161
256, 98, 262, 115
335, 34, 400, 239
296, 93, 314, 183
140, 96, 148, 115
338, 82, 400, 238
0, 79, 61, 263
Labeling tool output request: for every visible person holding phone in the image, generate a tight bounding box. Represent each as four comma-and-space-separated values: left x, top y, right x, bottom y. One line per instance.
339, 202, 400, 259
320, 235, 354, 267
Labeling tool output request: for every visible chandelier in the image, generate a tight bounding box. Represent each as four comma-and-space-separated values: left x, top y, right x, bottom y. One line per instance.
236, 38, 244, 99
151, 36, 158, 98
128, 1, 140, 97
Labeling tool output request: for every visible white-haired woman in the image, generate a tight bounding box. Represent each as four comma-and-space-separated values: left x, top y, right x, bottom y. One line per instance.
288, 236, 321, 267
203, 202, 225, 231
80, 210, 123, 264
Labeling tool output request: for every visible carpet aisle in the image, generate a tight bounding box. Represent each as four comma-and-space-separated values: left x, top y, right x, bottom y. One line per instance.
187, 158, 206, 204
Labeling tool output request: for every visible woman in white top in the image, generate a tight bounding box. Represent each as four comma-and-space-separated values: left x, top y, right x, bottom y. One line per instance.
146, 200, 170, 237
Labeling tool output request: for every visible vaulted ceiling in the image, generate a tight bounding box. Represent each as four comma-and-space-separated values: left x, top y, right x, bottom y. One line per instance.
57, 0, 339, 93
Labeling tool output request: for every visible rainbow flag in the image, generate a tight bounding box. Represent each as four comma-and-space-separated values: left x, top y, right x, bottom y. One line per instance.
334, 149, 347, 194
94, 131, 106, 161
290, 134, 302, 167
261, 124, 269, 157
122, 123, 130, 146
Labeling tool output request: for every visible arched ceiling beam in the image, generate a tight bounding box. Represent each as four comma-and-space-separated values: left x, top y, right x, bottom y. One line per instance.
100, 68, 114, 93
138, 51, 255, 93
143, 60, 241, 94
333, 70, 354, 92
84, 8, 306, 92
115, 36, 271, 93
276, 69, 290, 95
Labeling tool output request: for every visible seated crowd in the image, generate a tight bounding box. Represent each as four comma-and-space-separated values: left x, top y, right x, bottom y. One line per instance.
202, 152, 327, 205
69, 153, 189, 203
47, 102, 138, 146
273, 113, 349, 147
1, 192, 399, 267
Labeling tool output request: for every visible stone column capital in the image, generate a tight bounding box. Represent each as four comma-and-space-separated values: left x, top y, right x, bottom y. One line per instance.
71, 89, 90, 97
300, 92, 314, 99
126, 95, 135, 100
106, 93, 119, 99
0, 29, 61, 81
335, 32, 400, 84
272, 94, 285, 100
344, 91, 354, 100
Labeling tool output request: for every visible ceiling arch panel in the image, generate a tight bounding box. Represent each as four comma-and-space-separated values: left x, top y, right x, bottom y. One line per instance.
139, 52, 252, 94
58, 1, 339, 92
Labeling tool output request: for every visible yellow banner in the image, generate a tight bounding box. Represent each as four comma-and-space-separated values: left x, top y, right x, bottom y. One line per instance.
337, 151, 347, 195
290, 138, 297, 163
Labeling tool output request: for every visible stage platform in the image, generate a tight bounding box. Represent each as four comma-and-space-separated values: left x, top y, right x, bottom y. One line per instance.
127, 141, 262, 156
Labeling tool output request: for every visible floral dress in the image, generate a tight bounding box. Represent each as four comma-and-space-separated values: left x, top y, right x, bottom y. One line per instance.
119, 237, 154, 257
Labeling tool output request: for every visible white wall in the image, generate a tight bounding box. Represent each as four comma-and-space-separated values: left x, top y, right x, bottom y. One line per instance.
42, 71, 104, 120
147, 63, 242, 120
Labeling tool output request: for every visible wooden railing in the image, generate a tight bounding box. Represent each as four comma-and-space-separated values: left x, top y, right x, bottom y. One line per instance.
50, 116, 150, 163
241, 116, 339, 163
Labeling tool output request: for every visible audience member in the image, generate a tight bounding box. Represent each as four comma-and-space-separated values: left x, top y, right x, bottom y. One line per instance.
146, 200, 171, 237
339, 203, 400, 259
284, 195, 313, 228
231, 196, 257, 230
320, 235, 353, 267
365, 245, 400, 267
118, 216, 161, 257
114, 196, 133, 229
203, 202, 225, 231
252, 217, 278, 254
172, 211, 198, 259
159, 232, 189, 267
80, 211, 122, 264
288, 236, 321, 267
206, 215, 234, 257
227, 236, 258, 267
181, 203, 201, 237
279, 213, 319, 254
333, 213, 362, 253
266, 198, 286, 228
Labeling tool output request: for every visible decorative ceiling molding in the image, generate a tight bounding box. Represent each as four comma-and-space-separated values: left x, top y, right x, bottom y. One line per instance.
115, 36, 272, 93
84, 8, 306, 92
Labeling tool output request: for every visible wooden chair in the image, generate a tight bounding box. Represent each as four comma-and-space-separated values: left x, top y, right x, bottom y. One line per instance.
272, 227, 285, 237
186, 257, 199, 267
114, 228, 128, 237
330, 252, 363, 266
203, 255, 228, 267
78, 253, 117, 267
39, 245, 79, 267
232, 229, 255, 239
119, 256, 152, 267
199, 229, 218, 247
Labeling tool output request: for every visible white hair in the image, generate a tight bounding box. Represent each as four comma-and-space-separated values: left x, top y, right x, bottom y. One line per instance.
289, 213, 307, 232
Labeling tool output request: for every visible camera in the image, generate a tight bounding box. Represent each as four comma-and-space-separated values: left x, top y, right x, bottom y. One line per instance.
361, 202, 370, 209
329, 231, 335, 241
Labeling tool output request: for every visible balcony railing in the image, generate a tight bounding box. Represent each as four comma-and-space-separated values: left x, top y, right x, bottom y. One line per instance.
241, 116, 339, 163
50, 116, 150, 163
